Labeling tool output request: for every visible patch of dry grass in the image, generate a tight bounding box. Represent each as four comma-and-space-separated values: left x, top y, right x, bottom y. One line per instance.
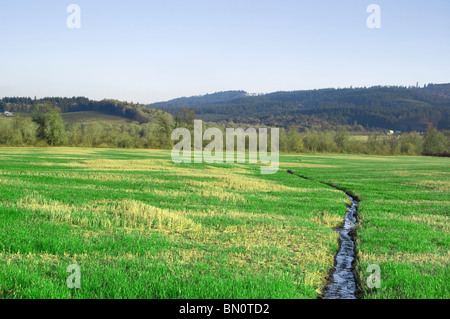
13, 194, 199, 232
413, 180, 450, 192
359, 251, 450, 266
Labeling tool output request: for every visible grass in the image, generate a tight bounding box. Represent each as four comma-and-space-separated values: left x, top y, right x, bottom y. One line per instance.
0, 148, 448, 299
279, 154, 449, 299
0, 148, 347, 299
61, 111, 133, 124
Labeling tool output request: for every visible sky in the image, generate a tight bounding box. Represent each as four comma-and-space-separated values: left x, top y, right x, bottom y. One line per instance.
0, 0, 449, 103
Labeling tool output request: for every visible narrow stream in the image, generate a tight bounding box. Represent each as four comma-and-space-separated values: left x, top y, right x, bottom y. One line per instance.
287, 171, 359, 299
323, 195, 358, 299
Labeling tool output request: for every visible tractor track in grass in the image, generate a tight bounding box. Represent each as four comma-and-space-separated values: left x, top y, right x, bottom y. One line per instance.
287, 170, 361, 300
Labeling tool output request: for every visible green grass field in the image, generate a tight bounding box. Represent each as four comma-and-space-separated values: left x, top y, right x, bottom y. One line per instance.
0, 148, 448, 299
287, 154, 449, 298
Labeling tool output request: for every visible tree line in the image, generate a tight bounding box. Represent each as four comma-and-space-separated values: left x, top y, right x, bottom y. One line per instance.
0, 103, 174, 149
1, 104, 448, 156
278, 126, 449, 156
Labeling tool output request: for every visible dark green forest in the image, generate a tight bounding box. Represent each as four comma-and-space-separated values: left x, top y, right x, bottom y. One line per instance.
150, 84, 450, 131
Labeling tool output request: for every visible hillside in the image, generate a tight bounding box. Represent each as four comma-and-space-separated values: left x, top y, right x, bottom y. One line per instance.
150, 91, 247, 109
149, 85, 450, 131
60, 111, 135, 124
0, 97, 167, 124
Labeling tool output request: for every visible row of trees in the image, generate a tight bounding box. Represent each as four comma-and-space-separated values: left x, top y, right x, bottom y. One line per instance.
1, 105, 448, 156
0, 104, 173, 149
278, 126, 449, 156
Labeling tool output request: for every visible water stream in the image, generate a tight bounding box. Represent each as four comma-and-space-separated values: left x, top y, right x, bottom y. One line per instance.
287, 170, 359, 299
322, 195, 358, 299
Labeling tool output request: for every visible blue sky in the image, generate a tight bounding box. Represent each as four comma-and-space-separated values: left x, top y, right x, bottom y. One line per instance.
0, 0, 449, 103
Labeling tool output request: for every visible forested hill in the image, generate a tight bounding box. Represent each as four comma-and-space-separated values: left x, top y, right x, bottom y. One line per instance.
0, 97, 165, 124
149, 85, 450, 131
150, 91, 247, 109
421, 83, 450, 98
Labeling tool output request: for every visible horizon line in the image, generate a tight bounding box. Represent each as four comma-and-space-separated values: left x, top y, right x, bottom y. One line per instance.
2, 82, 449, 105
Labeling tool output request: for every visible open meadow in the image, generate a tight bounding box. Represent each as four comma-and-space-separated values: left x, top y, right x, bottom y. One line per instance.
0, 148, 448, 299
288, 154, 449, 298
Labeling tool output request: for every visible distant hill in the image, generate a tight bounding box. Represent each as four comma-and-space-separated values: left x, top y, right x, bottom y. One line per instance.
150, 85, 450, 131
149, 91, 248, 109
0, 97, 166, 124
3, 85, 449, 132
